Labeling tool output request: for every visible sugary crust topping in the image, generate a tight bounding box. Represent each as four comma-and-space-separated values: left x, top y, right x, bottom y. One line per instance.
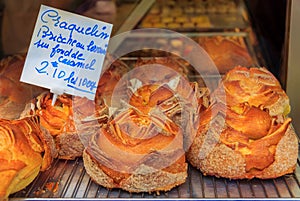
35, 92, 75, 136
213, 66, 290, 116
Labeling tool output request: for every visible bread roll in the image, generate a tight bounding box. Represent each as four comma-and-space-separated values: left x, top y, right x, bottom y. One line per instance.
0, 116, 56, 200
0, 54, 46, 120
187, 66, 298, 179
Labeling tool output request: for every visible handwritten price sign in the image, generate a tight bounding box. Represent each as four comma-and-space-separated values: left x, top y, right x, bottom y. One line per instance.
21, 5, 112, 100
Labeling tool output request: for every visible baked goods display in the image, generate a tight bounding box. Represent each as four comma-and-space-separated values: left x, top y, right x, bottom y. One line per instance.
139, 0, 245, 30
187, 66, 298, 179
0, 54, 46, 120
0, 24, 297, 197
0, 49, 298, 198
0, 116, 56, 200
0, 0, 298, 197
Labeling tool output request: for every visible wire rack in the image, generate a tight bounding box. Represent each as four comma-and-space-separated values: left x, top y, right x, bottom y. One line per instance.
10, 143, 300, 199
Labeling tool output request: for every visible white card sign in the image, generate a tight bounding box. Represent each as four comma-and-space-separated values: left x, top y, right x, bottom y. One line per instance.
21, 5, 113, 100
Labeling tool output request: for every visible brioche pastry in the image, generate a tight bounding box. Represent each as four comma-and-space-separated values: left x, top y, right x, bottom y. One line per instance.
83, 55, 212, 192
187, 66, 298, 179
0, 116, 56, 200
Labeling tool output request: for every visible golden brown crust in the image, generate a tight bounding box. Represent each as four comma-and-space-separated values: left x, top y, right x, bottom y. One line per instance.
0, 116, 55, 200
257, 125, 298, 179
83, 150, 187, 193
213, 66, 290, 117
83, 150, 116, 189
187, 123, 297, 179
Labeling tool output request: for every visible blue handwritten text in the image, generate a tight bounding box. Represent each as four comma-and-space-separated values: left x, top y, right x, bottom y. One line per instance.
41, 9, 110, 40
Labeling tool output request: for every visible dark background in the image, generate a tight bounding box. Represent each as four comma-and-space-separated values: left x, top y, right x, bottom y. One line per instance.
245, 0, 288, 83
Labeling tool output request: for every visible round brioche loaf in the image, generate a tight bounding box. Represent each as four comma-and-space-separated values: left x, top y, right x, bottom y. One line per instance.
187, 66, 298, 179
82, 57, 207, 192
